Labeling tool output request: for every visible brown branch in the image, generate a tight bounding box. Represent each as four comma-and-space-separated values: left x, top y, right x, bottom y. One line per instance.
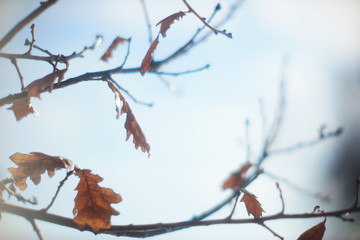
259, 222, 283, 240
11, 58, 25, 91
139, 0, 153, 45
42, 171, 73, 212
0, 0, 58, 51
182, 0, 232, 38
276, 182, 285, 214
26, 24, 36, 54
26, 217, 44, 240
0, 200, 359, 238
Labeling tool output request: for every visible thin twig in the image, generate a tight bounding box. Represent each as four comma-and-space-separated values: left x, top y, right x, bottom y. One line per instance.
149, 64, 210, 76
3, 184, 37, 205
269, 127, 343, 156
353, 178, 360, 208
139, 0, 153, 45
227, 191, 241, 219
276, 182, 285, 213
26, 217, 44, 240
66, 35, 103, 60
42, 171, 73, 212
108, 77, 153, 107
258, 98, 267, 143
26, 24, 36, 54
182, 0, 232, 38
119, 38, 132, 69
264, 171, 330, 202
0, 0, 58, 51
10, 58, 25, 91
259, 222, 284, 240
245, 119, 252, 162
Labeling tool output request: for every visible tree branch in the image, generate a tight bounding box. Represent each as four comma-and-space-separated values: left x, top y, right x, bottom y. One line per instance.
0, 0, 58, 51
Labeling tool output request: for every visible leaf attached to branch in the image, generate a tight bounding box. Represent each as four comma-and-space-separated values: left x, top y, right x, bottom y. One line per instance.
8, 98, 39, 121
240, 189, 264, 218
107, 81, 150, 155
100, 36, 127, 62
8, 152, 74, 190
140, 36, 159, 76
297, 219, 326, 240
223, 163, 252, 190
73, 169, 122, 232
156, 11, 186, 37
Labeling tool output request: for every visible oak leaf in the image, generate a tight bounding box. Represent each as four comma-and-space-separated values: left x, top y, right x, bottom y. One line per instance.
156, 11, 186, 37
297, 219, 326, 240
140, 36, 159, 76
8, 97, 39, 121
223, 163, 252, 190
101, 36, 127, 62
26, 66, 68, 98
73, 169, 122, 232
240, 189, 264, 218
8, 152, 74, 191
108, 81, 150, 155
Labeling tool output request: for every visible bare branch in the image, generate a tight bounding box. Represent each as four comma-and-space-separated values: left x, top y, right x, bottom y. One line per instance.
26, 217, 43, 240
139, 0, 153, 44
259, 222, 284, 240
10, 58, 25, 91
264, 171, 331, 202
182, 0, 232, 38
0, 0, 58, 51
149, 64, 210, 76
42, 171, 73, 212
276, 182, 285, 214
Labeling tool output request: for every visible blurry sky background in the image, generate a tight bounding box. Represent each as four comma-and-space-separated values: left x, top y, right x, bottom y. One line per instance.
0, 0, 359, 239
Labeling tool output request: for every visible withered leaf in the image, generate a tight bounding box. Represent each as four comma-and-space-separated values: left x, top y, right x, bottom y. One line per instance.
140, 36, 159, 76
73, 169, 122, 232
156, 11, 186, 37
223, 163, 252, 190
107, 81, 150, 155
240, 189, 264, 218
8, 97, 39, 121
8, 152, 74, 191
101, 36, 127, 62
297, 219, 326, 240
26, 67, 68, 98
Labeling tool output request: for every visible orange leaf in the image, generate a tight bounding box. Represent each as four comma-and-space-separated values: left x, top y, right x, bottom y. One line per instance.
240, 189, 264, 218
223, 163, 252, 190
73, 169, 122, 232
140, 36, 159, 76
26, 67, 68, 98
100, 36, 127, 62
297, 219, 326, 240
156, 11, 186, 37
8, 97, 39, 121
8, 152, 74, 190
108, 81, 150, 155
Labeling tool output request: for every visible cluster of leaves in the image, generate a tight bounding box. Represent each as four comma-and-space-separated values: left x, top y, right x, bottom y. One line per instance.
5, 152, 121, 231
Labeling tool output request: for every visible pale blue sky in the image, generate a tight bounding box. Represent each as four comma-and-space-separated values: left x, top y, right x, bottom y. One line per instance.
0, 0, 359, 239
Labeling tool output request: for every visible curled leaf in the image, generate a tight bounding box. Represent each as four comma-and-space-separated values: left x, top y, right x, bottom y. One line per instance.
107, 81, 150, 155
140, 36, 159, 76
8, 152, 74, 190
223, 163, 252, 190
8, 97, 39, 121
297, 219, 326, 240
73, 169, 122, 232
101, 36, 127, 62
156, 11, 186, 37
26, 65, 69, 98
240, 189, 264, 218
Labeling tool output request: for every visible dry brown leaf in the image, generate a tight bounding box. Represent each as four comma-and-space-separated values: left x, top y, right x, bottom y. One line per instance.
297, 219, 326, 240
73, 169, 122, 232
240, 189, 264, 218
101, 37, 127, 62
108, 81, 150, 155
156, 11, 186, 37
140, 36, 159, 76
26, 66, 68, 98
8, 97, 39, 121
8, 152, 74, 190
223, 163, 252, 190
